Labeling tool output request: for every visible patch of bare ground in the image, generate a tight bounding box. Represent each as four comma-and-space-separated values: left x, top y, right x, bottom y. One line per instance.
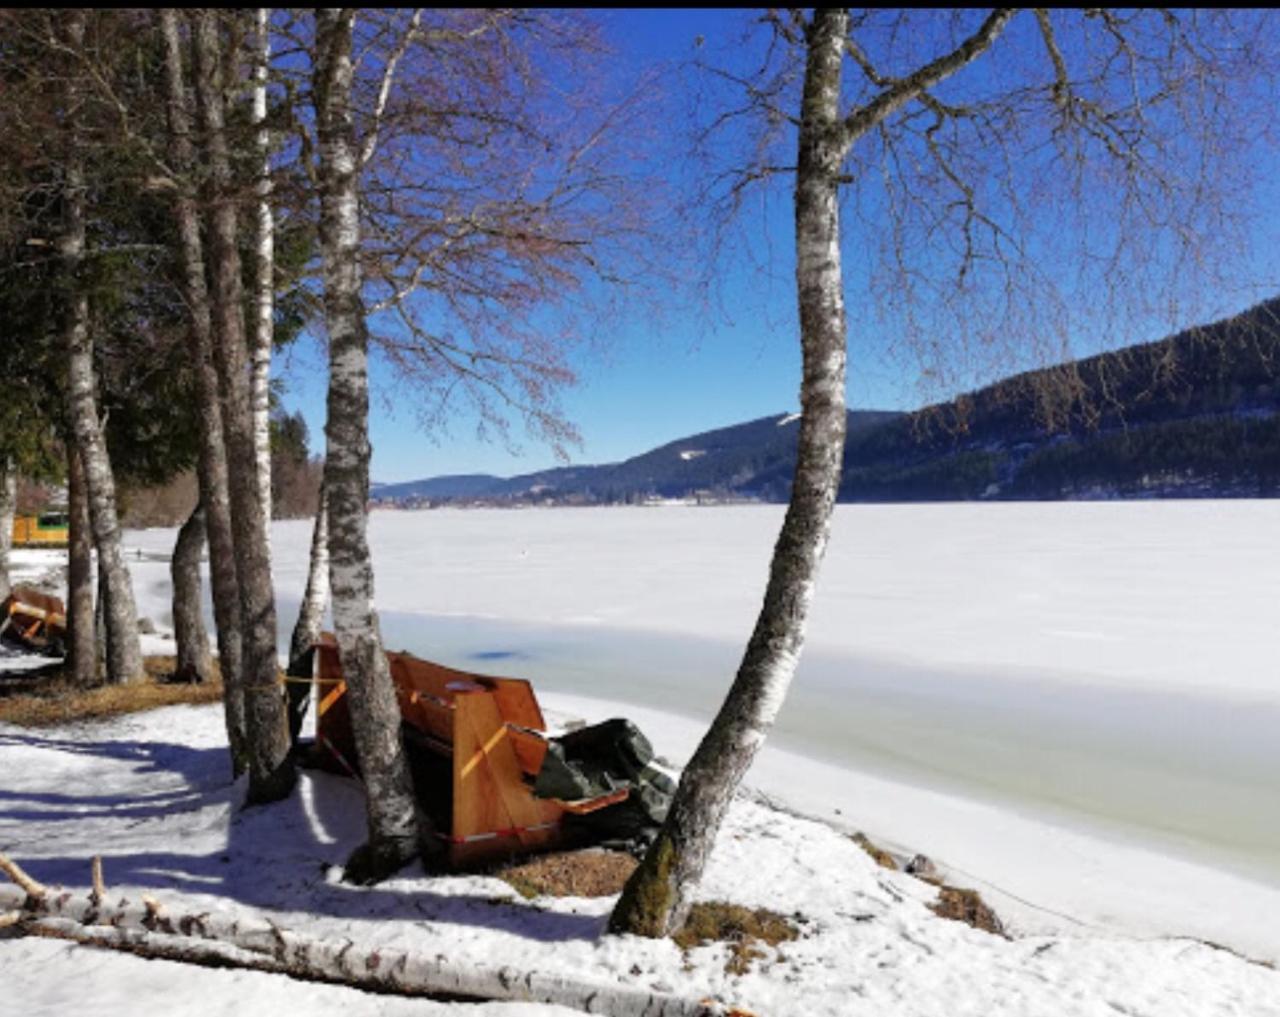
0, 656, 226, 727
495, 848, 638, 899
930, 885, 1006, 937
673, 902, 801, 976
850, 831, 897, 869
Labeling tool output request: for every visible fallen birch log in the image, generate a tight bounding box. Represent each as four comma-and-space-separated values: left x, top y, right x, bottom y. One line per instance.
0, 853, 740, 1017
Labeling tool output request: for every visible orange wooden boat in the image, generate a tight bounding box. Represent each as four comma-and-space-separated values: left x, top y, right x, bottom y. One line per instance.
309, 635, 627, 868
0, 585, 67, 652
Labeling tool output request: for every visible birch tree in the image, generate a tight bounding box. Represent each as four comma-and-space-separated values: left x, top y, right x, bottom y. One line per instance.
279, 8, 666, 457
159, 8, 249, 768
191, 10, 294, 802
295, 7, 669, 880
611, 7, 1270, 937
312, 8, 426, 881
58, 10, 143, 686
250, 7, 276, 532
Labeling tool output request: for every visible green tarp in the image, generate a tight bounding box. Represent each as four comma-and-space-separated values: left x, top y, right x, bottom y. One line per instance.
533, 717, 676, 852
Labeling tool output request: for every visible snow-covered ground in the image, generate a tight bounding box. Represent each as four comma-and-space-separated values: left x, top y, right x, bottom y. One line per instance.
3, 502, 1279, 1014
2, 703, 1277, 1016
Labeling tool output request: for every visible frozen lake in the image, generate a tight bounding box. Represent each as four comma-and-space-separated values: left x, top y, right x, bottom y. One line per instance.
334, 501, 1277, 887
366, 609, 1280, 889
125, 500, 1280, 949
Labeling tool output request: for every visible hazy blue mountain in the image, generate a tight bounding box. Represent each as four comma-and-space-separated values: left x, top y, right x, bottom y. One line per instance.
373, 411, 901, 505
372, 473, 506, 501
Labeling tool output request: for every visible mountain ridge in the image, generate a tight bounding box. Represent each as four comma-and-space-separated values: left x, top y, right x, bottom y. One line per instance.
373, 298, 1280, 505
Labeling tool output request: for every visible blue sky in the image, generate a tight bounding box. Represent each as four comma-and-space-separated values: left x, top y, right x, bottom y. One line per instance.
277, 9, 1280, 484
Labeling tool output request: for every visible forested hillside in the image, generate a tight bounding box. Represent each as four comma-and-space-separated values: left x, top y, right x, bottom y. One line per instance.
836, 298, 1280, 501
377, 299, 1280, 505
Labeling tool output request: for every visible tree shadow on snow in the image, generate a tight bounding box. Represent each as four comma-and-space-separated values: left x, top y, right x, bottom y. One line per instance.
0, 730, 604, 943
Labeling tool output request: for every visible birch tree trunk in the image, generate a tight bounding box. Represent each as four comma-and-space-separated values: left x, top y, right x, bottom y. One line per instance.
0, 858, 725, 1017
288, 481, 329, 668
94, 561, 108, 671
610, 8, 851, 937
59, 9, 142, 686
0, 458, 13, 605
314, 8, 426, 883
160, 8, 248, 769
171, 503, 210, 683
66, 444, 95, 685
192, 10, 293, 803
250, 7, 275, 533
609, 8, 1015, 938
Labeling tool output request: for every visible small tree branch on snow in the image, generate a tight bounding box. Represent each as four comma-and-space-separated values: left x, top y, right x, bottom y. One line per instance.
0, 851, 47, 899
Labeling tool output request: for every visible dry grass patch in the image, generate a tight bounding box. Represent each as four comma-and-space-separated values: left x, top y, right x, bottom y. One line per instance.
851, 831, 897, 870
0, 656, 226, 727
495, 848, 637, 899
930, 885, 1006, 937
674, 902, 800, 975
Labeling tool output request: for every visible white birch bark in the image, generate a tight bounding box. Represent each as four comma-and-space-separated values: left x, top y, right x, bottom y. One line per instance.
171, 503, 211, 683
288, 481, 330, 668
250, 6, 275, 534
314, 8, 425, 882
192, 9, 293, 801
0, 458, 14, 605
160, 7, 248, 768
59, 9, 142, 685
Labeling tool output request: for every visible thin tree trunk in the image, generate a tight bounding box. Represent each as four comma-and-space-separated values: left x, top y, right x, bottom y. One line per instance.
171, 503, 210, 683
0, 458, 14, 605
610, 8, 850, 937
314, 8, 426, 883
289, 481, 329, 669
59, 9, 142, 686
66, 444, 95, 685
192, 10, 293, 804
250, 7, 274, 532
94, 560, 109, 673
160, 8, 248, 770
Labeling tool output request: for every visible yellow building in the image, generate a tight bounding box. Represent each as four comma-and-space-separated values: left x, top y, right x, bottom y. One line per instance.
11, 510, 69, 547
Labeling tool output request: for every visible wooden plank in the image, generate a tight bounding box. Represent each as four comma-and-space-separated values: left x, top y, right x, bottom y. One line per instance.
314, 643, 359, 777
507, 726, 548, 776
314, 633, 569, 867
552, 787, 630, 815
387, 654, 454, 745
486, 677, 546, 731
453, 690, 562, 847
